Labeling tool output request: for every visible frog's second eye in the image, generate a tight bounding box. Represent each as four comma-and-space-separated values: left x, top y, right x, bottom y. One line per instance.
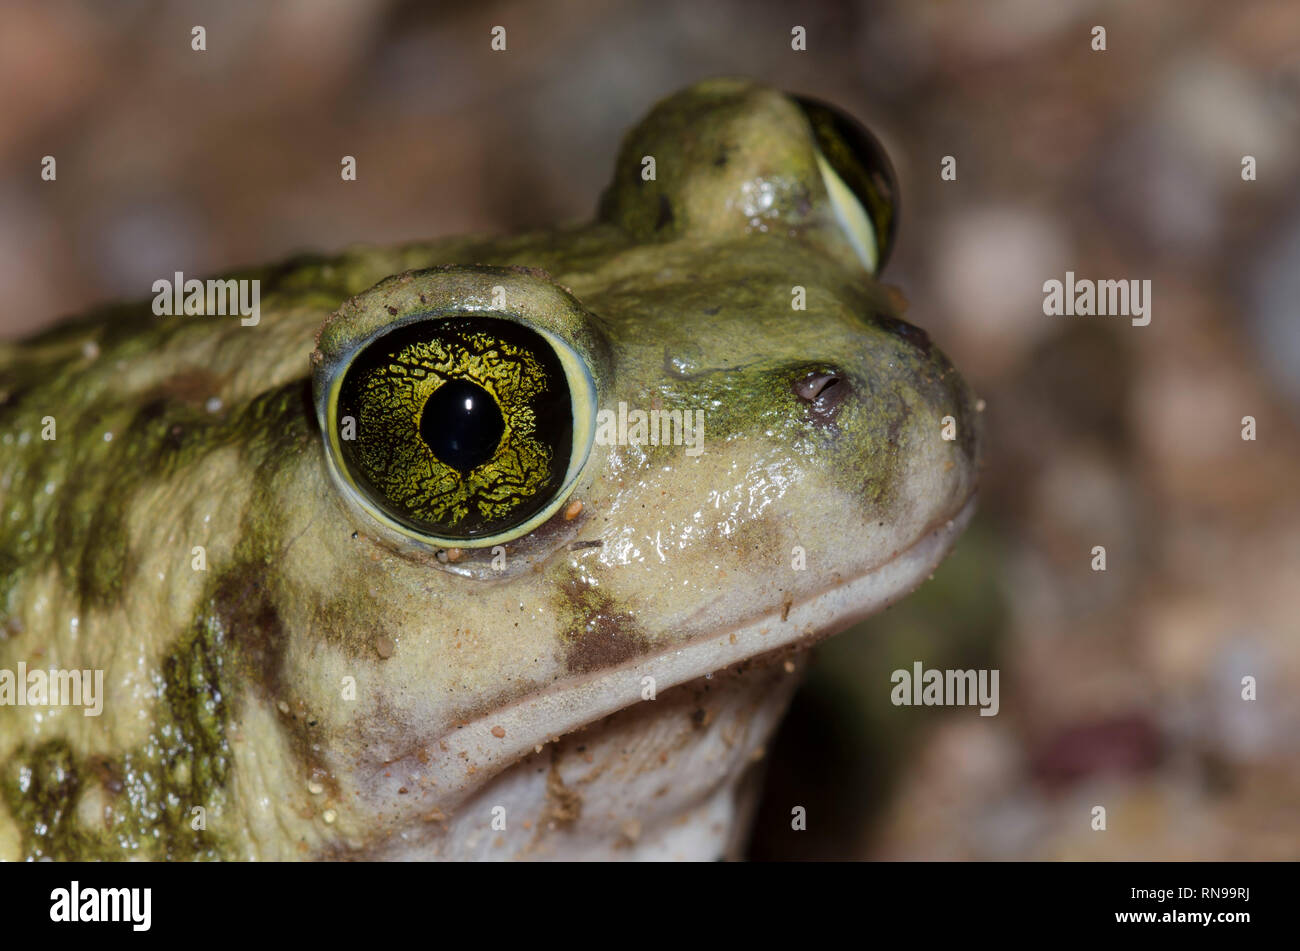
794, 95, 900, 274
329, 315, 595, 547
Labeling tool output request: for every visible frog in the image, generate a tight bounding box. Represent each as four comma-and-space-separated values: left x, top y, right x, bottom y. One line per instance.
0, 77, 981, 861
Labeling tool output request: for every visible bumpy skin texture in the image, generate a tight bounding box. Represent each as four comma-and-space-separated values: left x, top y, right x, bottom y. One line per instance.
0, 79, 980, 860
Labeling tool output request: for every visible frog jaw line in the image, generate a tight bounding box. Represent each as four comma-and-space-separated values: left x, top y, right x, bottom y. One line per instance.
359, 492, 977, 823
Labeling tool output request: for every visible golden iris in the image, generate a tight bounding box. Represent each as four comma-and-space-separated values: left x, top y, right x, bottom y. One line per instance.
336, 316, 573, 540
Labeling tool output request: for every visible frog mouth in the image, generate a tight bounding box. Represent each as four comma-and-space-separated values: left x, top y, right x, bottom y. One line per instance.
367, 493, 978, 813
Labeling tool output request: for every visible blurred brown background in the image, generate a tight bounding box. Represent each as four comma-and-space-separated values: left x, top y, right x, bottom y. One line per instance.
2, 0, 1298, 859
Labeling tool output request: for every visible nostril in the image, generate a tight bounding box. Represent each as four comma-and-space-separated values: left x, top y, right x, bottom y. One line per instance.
794, 370, 848, 418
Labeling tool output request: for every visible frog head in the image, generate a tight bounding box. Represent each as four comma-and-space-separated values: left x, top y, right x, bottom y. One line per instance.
292, 79, 980, 858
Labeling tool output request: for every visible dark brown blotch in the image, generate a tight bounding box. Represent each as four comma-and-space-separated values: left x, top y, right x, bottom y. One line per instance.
557, 577, 649, 675
212, 566, 288, 702
211, 564, 341, 800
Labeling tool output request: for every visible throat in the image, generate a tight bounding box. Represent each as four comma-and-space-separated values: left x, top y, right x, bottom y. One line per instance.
351, 651, 808, 860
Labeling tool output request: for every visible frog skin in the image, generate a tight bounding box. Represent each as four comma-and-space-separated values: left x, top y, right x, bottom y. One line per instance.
0, 78, 980, 861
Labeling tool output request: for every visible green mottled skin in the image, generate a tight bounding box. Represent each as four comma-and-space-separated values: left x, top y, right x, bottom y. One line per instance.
0, 79, 980, 860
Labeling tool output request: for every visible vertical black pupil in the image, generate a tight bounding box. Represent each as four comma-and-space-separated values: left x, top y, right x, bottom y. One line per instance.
420, 379, 504, 472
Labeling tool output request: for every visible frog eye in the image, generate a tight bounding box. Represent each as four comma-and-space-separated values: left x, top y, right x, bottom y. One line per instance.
325, 314, 597, 548
794, 95, 900, 274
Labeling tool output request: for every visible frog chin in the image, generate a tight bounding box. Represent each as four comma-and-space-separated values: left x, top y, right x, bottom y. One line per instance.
350, 492, 977, 856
